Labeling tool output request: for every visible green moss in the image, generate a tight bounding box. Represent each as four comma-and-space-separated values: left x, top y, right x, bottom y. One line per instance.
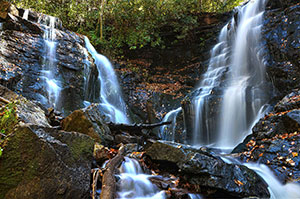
68, 134, 94, 162
0, 126, 41, 198
0, 101, 19, 154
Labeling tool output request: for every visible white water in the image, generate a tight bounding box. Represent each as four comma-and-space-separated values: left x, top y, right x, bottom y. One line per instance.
23, 9, 29, 20
192, 0, 269, 148
245, 163, 300, 199
117, 157, 166, 199
39, 16, 61, 109
188, 193, 203, 199
221, 156, 300, 199
84, 37, 129, 124
160, 107, 182, 140
38, 16, 61, 109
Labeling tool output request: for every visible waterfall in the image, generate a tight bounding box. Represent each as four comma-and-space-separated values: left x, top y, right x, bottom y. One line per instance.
160, 107, 182, 140
117, 157, 166, 199
39, 16, 61, 110
23, 9, 29, 20
84, 37, 130, 124
192, 0, 270, 148
221, 156, 300, 199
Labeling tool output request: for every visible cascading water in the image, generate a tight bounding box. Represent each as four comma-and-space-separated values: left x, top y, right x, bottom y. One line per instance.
23, 9, 29, 20
84, 37, 129, 124
221, 156, 300, 199
117, 157, 166, 199
192, 0, 270, 148
39, 16, 61, 109
160, 107, 182, 140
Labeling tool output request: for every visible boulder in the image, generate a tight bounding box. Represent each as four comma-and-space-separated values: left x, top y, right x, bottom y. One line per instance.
62, 103, 113, 146
0, 124, 94, 199
145, 141, 270, 198
0, 86, 94, 199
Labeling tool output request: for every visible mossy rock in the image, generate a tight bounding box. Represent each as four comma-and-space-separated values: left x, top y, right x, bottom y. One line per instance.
62, 103, 114, 146
0, 124, 94, 199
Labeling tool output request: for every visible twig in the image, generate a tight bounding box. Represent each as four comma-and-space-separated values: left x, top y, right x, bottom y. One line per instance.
0, 97, 10, 104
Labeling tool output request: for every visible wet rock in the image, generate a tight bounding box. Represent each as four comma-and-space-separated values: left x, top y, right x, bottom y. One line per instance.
0, 86, 94, 199
116, 13, 231, 124
234, 90, 300, 184
94, 143, 109, 165
266, 0, 297, 10
62, 103, 113, 146
263, 3, 300, 96
145, 141, 270, 198
0, 5, 98, 115
0, 85, 50, 127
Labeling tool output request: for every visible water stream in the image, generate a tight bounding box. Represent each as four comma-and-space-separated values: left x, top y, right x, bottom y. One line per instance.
160, 107, 182, 140
23, 9, 29, 20
39, 16, 61, 110
158, 0, 300, 198
84, 37, 129, 124
117, 157, 165, 199
191, 0, 270, 148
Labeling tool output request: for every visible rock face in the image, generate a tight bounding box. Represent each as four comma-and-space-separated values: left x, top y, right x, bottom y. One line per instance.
263, 2, 300, 96
145, 141, 270, 198
0, 3, 98, 115
115, 13, 231, 124
233, 90, 300, 184
0, 85, 94, 199
62, 103, 113, 146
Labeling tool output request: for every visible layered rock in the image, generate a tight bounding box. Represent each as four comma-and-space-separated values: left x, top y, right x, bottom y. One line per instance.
263, 2, 300, 96
145, 141, 270, 198
0, 85, 94, 199
0, 2, 98, 114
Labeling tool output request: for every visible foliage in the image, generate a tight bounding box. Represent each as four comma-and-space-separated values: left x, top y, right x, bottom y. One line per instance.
9, 0, 243, 54
0, 101, 18, 156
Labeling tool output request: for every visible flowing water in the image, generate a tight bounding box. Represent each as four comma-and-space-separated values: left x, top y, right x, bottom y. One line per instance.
84, 37, 129, 124
192, 0, 270, 148
221, 156, 300, 199
39, 16, 61, 109
159, 0, 300, 198
160, 107, 182, 140
117, 157, 165, 199
23, 9, 29, 20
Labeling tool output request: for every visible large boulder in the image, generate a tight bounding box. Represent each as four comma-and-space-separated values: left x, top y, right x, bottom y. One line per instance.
62, 103, 113, 146
233, 90, 300, 184
145, 141, 270, 198
0, 85, 94, 198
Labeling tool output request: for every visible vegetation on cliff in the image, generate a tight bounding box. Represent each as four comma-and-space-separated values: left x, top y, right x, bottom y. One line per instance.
9, 0, 243, 53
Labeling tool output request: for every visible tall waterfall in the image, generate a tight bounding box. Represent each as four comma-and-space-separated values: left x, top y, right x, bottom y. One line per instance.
192, 0, 270, 148
84, 37, 130, 124
39, 16, 61, 110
